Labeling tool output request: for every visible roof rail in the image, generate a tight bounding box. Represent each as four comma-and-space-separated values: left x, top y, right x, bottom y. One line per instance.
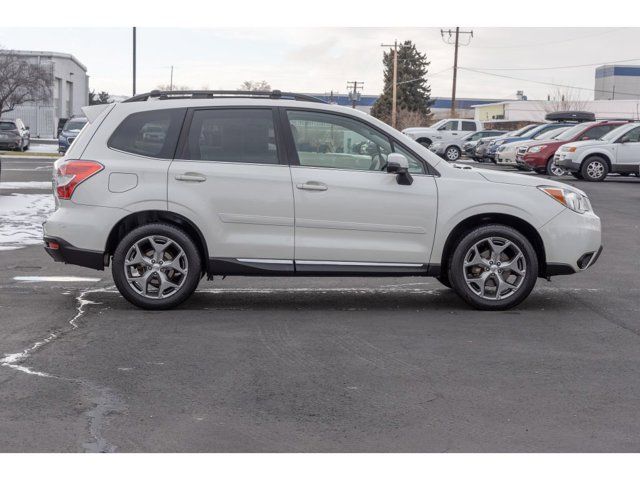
122, 89, 327, 104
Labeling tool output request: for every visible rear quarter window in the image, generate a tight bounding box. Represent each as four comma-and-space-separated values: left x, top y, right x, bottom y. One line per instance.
108, 108, 186, 159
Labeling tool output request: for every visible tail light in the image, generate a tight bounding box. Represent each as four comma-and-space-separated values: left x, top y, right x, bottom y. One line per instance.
55, 160, 103, 200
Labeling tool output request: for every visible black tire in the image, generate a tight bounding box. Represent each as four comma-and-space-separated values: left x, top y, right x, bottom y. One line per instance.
436, 274, 452, 289
571, 172, 583, 179
580, 156, 609, 182
112, 223, 202, 310
417, 138, 432, 148
545, 157, 565, 176
447, 225, 538, 310
444, 146, 461, 162
619, 172, 630, 177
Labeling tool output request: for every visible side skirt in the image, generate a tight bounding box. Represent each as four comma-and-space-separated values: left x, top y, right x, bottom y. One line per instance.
208, 258, 439, 277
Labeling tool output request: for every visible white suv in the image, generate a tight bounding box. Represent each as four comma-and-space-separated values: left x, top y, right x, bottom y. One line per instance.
43, 90, 602, 310
555, 122, 640, 181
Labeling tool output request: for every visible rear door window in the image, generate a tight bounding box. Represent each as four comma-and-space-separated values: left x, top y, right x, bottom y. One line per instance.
108, 108, 186, 159
184, 108, 279, 164
461, 121, 477, 131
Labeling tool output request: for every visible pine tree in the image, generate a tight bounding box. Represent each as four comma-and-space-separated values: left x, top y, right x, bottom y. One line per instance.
371, 40, 433, 129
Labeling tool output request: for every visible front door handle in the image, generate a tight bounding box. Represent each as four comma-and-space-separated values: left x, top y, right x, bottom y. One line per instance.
296, 181, 328, 191
175, 172, 206, 182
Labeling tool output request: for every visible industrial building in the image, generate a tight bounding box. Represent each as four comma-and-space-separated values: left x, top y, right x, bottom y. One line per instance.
595, 65, 640, 100
1, 50, 89, 138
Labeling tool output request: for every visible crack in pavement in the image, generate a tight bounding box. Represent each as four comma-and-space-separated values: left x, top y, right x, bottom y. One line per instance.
0, 285, 125, 452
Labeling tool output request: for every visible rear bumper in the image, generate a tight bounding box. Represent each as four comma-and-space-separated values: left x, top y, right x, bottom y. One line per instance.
44, 236, 105, 270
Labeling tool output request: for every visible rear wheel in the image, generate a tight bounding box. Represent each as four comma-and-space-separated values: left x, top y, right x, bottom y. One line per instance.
581, 157, 609, 182
112, 223, 202, 309
448, 225, 538, 310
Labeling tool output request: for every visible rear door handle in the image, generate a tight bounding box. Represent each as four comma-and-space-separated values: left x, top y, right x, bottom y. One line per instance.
175, 172, 206, 182
296, 181, 328, 191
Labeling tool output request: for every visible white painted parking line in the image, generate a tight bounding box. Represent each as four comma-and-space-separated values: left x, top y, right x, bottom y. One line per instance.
13, 276, 102, 283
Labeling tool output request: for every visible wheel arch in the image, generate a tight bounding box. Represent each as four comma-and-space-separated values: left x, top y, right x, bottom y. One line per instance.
104, 210, 209, 272
439, 213, 547, 278
581, 151, 613, 170
416, 137, 433, 146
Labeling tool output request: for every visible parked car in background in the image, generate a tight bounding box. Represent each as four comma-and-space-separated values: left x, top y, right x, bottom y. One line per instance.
516, 120, 628, 176
496, 126, 571, 167
431, 129, 506, 161
402, 119, 483, 148
43, 89, 601, 311
489, 122, 575, 162
461, 130, 507, 159
555, 122, 640, 181
476, 124, 539, 162
0, 118, 30, 151
58, 116, 88, 153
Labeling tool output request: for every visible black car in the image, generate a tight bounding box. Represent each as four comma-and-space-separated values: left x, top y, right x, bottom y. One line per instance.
0, 118, 30, 151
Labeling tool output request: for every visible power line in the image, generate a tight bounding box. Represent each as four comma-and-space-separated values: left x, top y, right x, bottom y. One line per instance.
466, 57, 640, 72
471, 28, 621, 50
459, 67, 640, 99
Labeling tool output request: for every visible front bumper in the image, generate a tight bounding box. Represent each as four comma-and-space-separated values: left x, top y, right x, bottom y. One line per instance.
517, 151, 547, 170
555, 152, 581, 172
539, 208, 602, 276
44, 236, 105, 270
495, 149, 517, 165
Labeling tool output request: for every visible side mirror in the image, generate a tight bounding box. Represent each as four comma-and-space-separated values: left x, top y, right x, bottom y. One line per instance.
386, 153, 413, 185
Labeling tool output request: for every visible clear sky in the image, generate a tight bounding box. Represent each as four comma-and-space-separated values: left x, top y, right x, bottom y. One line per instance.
1, 27, 638, 101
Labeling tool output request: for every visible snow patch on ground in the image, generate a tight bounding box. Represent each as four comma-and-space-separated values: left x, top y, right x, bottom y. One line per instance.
0, 193, 54, 250
0, 181, 52, 190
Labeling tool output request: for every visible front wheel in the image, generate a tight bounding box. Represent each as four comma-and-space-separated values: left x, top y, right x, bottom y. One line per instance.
581, 157, 609, 182
444, 146, 461, 162
448, 225, 538, 310
112, 223, 202, 309
546, 157, 565, 177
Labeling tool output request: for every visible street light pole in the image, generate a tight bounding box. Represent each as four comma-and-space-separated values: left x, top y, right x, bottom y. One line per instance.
381, 40, 398, 129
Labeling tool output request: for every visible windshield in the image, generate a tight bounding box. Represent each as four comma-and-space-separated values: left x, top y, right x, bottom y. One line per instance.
0, 121, 17, 131
601, 124, 631, 142
429, 119, 447, 130
508, 124, 537, 137
64, 119, 87, 131
535, 126, 570, 140
554, 123, 593, 141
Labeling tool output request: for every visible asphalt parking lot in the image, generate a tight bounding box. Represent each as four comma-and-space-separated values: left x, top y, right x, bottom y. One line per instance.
0, 155, 639, 452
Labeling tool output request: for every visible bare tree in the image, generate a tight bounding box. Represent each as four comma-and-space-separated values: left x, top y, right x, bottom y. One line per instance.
544, 87, 588, 113
155, 84, 192, 91
240, 80, 271, 92
396, 108, 433, 131
0, 48, 52, 115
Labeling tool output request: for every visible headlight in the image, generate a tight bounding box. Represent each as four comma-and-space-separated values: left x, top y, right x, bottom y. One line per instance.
561, 145, 577, 153
528, 146, 544, 153
538, 186, 592, 214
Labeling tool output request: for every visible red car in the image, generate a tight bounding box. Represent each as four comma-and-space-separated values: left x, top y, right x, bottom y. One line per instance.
515, 120, 627, 176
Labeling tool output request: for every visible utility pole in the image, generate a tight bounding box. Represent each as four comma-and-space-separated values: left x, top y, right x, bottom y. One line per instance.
381, 40, 399, 128
170, 65, 174, 91
347, 81, 364, 109
441, 27, 473, 117
132, 27, 137, 96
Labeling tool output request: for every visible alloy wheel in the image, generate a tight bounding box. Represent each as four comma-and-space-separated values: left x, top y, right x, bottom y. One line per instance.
586, 160, 605, 179
547, 158, 565, 177
462, 237, 526, 301
446, 147, 460, 161
123, 235, 188, 299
